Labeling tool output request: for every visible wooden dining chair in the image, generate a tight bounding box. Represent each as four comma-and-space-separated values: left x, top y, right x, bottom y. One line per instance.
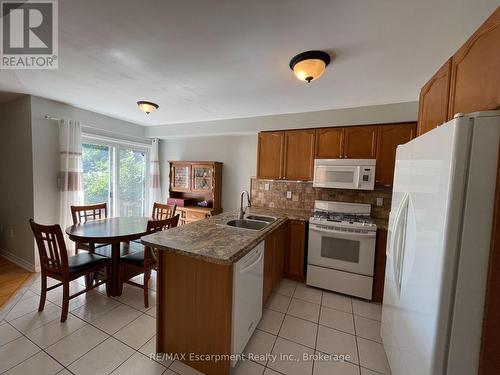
119, 214, 180, 308
70, 203, 108, 254
152, 202, 177, 220
29, 219, 112, 322
130, 202, 177, 245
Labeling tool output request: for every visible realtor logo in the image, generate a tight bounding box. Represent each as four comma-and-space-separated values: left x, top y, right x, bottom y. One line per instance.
1, 0, 58, 69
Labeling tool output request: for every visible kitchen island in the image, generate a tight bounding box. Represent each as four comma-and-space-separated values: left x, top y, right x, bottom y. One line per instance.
141, 207, 304, 375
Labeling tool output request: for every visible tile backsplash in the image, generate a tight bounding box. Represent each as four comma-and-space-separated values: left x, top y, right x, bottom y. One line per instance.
250, 178, 392, 221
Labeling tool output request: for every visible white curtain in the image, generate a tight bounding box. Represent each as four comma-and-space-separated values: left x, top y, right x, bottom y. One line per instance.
58, 119, 84, 251
149, 138, 163, 211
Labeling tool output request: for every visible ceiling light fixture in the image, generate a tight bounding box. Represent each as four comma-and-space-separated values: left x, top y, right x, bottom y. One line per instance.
289, 50, 331, 83
137, 101, 159, 114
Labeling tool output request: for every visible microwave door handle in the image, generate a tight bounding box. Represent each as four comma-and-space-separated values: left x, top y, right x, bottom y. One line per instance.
354, 166, 361, 188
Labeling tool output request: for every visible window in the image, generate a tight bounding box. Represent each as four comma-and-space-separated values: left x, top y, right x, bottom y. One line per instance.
118, 147, 146, 216
82, 137, 149, 217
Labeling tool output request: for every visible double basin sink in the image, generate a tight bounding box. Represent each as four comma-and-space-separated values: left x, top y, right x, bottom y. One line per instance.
223, 215, 276, 231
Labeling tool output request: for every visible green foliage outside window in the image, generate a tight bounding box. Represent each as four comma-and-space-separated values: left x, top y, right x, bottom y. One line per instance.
82, 143, 146, 216
82, 143, 110, 205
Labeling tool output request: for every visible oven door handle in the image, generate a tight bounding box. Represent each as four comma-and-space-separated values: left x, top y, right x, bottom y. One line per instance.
309, 226, 376, 237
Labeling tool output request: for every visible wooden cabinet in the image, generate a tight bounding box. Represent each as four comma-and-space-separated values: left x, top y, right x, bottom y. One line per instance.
373, 229, 387, 303
375, 123, 416, 186
315, 127, 344, 158
449, 8, 500, 119
417, 59, 452, 136
257, 130, 315, 181
283, 130, 315, 181
343, 126, 378, 158
168, 161, 222, 225
263, 222, 287, 304
257, 131, 284, 179
285, 220, 307, 282
258, 124, 417, 184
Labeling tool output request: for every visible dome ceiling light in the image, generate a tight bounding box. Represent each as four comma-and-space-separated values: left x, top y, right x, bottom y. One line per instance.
289, 50, 331, 83
137, 101, 159, 114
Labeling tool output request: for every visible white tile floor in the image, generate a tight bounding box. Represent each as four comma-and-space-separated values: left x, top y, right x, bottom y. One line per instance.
0, 274, 391, 375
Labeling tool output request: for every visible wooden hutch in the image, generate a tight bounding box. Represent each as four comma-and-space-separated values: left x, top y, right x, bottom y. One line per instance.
168, 161, 222, 225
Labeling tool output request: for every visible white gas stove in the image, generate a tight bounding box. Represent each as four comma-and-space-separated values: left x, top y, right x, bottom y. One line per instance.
307, 201, 377, 300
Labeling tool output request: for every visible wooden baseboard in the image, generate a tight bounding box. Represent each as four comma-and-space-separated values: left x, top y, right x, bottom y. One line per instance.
0, 248, 37, 272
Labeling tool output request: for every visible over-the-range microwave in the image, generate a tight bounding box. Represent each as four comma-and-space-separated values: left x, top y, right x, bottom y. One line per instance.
313, 159, 376, 190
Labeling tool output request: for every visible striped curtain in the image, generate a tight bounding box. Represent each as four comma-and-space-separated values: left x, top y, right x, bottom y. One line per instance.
149, 138, 162, 210
58, 119, 84, 251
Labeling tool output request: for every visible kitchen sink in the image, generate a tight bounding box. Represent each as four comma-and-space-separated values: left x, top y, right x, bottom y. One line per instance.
225, 219, 269, 230
245, 215, 276, 223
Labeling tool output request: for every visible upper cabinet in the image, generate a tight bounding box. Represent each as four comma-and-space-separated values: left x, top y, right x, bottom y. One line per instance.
283, 130, 315, 181
258, 123, 415, 184
417, 59, 452, 136
257, 129, 315, 181
417, 7, 500, 137
343, 125, 378, 158
257, 131, 284, 179
448, 8, 500, 118
375, 123, 416, 186
315, 127, 343, 158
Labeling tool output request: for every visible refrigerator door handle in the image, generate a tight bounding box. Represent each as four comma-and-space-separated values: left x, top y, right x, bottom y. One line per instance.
396, 197, 413, 295
387, 192, 409, 257
388, 192, 410, 297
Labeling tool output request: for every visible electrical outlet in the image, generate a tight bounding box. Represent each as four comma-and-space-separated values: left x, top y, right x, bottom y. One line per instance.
286, 191, 292, 199
264, 183, 270, 191
376, 197, 383, 206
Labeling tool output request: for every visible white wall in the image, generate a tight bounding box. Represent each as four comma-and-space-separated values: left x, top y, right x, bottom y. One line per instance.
0, 96, 35, 269
156, 101, 418, 212
30, 95, 148, 229
159, 135, 257, 211
0, 95, 148, 269
147, 101, 418, 138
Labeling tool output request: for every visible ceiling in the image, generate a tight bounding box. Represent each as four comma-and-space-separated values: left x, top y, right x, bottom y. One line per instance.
0, 0, 497, 126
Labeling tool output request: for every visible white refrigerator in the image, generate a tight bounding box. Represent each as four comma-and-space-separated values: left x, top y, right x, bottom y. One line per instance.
381, 111, 500, 375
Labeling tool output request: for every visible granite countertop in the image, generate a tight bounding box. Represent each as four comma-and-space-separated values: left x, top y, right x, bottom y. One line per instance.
141, 205, 389, 265
141, 207, 297, 265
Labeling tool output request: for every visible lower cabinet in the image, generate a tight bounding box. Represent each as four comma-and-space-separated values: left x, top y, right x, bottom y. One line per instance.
285, 220, 307, 282
263, 220, 308, 304
263, 222, 287, 304
372, 229, 388, 302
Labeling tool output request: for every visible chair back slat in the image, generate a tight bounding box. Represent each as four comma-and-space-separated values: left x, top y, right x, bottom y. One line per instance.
144, 215, 180, 263
29, 219, 68, 273
146, 214, 180, 233
71, 203, 107, 225
151, 202, 176, 220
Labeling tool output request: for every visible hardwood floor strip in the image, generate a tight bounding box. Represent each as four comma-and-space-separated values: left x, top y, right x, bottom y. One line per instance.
0, 256, 33, 307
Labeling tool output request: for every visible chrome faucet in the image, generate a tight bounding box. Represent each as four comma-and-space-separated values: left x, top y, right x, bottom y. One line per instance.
239, 190, 251, 219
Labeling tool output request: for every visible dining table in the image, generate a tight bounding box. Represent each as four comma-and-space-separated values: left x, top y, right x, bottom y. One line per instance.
66, 216, 150, 296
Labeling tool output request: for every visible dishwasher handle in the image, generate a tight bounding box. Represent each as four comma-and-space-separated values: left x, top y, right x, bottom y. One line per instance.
239, 250, 263, 274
